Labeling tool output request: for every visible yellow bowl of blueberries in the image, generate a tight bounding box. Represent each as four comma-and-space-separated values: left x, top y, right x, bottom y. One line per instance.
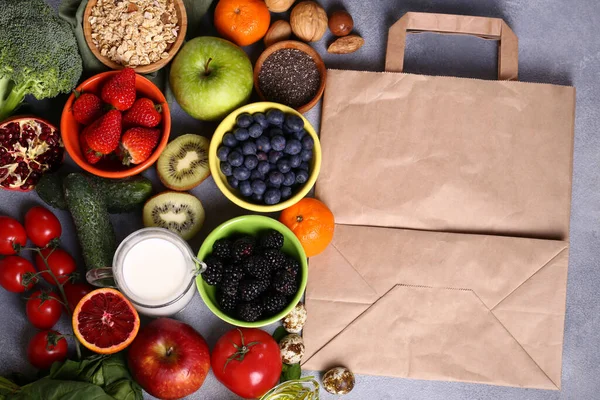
209, 102, 322, 212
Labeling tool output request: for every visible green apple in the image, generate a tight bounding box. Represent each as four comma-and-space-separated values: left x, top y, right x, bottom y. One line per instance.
170, 37, 253, 121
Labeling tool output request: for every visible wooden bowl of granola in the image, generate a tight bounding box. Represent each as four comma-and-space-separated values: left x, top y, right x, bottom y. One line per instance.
83, 0, 187, 74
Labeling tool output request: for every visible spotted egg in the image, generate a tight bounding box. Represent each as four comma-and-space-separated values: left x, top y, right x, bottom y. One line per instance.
283, 302, 307, 333
279, 333, 305, 364
322, 366, 355, 395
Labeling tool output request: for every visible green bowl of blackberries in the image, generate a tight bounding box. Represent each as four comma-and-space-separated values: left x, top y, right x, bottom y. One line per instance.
196, 215, 308, 327
209, 102, 322, 212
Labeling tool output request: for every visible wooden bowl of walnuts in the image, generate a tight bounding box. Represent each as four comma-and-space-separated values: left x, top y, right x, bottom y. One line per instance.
83, 0, 187, 74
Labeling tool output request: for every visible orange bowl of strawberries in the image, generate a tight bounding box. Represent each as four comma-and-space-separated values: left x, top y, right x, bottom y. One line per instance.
61, 69, 170, 178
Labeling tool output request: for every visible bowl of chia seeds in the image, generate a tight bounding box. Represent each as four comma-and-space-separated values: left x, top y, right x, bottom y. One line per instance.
254, 41, 326, 114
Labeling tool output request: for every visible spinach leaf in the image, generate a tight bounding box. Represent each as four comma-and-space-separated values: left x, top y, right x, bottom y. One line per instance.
272, 326, 288, 343
12, 377, 113, 400
280, 363, 301, 383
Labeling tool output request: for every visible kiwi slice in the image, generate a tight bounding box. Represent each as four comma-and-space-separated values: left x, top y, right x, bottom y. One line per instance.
142, 192, 205, 240
157, 134, 210, 191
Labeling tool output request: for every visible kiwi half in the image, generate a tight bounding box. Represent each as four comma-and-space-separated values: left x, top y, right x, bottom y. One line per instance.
157, 134, 210, 191
142, 192, 205, 240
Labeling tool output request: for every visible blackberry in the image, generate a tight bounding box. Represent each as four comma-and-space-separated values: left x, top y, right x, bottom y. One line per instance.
271, 270, 297, 296
220, 279, 239, 297
282, 256, 301, 279
233, 236, 255, 261
212, 238, 232, 260
262, 293, 288, 315
237, 300, 263, 322
257, 277, 271, 293
242, 255, 271, 279
202, 256, 223, 285
260, 229, 284, 249
238, 279, 264, 302
262, 249, 287, 270
223, 263, 244, 282
217, 290, 238, 314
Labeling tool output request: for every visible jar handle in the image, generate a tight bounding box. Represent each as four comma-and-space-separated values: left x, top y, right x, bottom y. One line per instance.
86, 267, 117, 288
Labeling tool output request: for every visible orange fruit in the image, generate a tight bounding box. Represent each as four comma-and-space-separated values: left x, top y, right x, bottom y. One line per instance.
280, 198, 335, 257
72, 288, 140, 354
214, 0, 271, 47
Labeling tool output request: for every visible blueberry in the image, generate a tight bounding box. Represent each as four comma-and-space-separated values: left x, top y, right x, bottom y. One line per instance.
227, 176, 239, 188
300, 148, 313, 162
255, 136, 271, 152
257, 161, 270, 175
281, 186, 292, 200
283, 171, 296, 186
244, 155, 258, 170
264, 189, 282, 205
266, 109, 285, 126
217, 146, 230, 161
299, 162, 310, 171
268, 127, 284, 138
268, 150, 283, 164
233, 167, 251, 181
271, 135, 286, 151
277, 158, 291, 174
296, 169, 309, 184
234, 127, 250, 141
269, 163, 278, 171
289, 154, 302, 168
220, 162, 233, 176
227, 151, 244, 167
256, 151, 268, 161
284, 139, 302, 155
250, 169, 264, 180
239, 180, 253, 197
301, 135, 314, 150
248, 123, 263, 139
292, 128, 307, 141
253, 112, 269, 129
223, 133, 238, 147
269, 171, 284, 186
236, 113, 253, 128
284, 114, 304, 132
251, 180, 267, 195
267, 180, 281, 189
252, 192, 263, 203
242, 141, 257, 155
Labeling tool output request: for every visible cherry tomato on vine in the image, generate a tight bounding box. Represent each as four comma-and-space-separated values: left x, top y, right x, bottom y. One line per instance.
35, 248, 77, 285
63, 282, 94, 310
26, 290, 62, 330
212, 328, 282, 399
0, 216, 27, 255
24, 206, 62, 248
0, 256, 37, 293
27, 330, 68, 369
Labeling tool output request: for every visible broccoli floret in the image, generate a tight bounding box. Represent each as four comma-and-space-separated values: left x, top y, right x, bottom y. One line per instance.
0, 0, 83, 120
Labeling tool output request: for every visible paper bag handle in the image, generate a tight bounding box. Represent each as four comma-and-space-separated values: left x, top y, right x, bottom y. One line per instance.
385, 12, 519, 81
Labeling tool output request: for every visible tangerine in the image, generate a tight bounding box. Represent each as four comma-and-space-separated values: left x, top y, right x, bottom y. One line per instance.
280, 198, 334, 257
214, 0, 271, 47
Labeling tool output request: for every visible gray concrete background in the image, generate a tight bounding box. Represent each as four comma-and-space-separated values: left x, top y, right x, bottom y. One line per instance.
1, 0, 599, 399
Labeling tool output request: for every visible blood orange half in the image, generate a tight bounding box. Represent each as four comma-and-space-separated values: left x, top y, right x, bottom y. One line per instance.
72, 288, 140, 354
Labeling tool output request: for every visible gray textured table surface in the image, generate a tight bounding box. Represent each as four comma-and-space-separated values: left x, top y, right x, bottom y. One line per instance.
1, 0, 599, 399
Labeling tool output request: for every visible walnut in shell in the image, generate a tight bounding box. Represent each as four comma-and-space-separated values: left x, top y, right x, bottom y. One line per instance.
327, 34, 364, 54
264, 20, 292, 47
290, 1, 328, 42
266, 0, 296, 13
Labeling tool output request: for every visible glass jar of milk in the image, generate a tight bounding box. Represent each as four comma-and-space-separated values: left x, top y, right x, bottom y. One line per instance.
86, 228, 205, 317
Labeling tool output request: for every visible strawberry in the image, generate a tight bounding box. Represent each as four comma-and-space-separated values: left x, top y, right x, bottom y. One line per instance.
83, 110, 122, 155
101, 68, 136, 111
123, 98, 162, 128
119, 127, 161, 165
79, 133, 102, 164
72, 92, 103, 125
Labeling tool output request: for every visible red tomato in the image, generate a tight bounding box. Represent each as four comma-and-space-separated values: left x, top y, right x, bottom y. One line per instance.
212, 328, 282, 399
35, 248, 77, 285
63, 282, 94, 311
0, 256, 37, 293
24, 206, 62, 248
27, 330, 68, 370
26, 290, 62, 330
0, 216, 27, 255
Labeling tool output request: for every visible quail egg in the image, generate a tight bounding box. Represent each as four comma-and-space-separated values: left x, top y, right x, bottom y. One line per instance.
322, 366, 355, 395
283, 302, 307, 333
279, 333, 305, 364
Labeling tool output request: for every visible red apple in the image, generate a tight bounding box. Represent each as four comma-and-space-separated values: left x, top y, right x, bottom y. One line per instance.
127, 318, 210, 400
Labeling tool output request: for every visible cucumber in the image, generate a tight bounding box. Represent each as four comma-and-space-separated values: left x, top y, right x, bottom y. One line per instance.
63, 173, 116, 277
36, 173, 153, 213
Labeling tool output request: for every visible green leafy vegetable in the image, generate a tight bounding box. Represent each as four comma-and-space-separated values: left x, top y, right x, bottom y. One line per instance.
0, 0, 82, 120
280, 363, 301, 383
272, 326, 288, 343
